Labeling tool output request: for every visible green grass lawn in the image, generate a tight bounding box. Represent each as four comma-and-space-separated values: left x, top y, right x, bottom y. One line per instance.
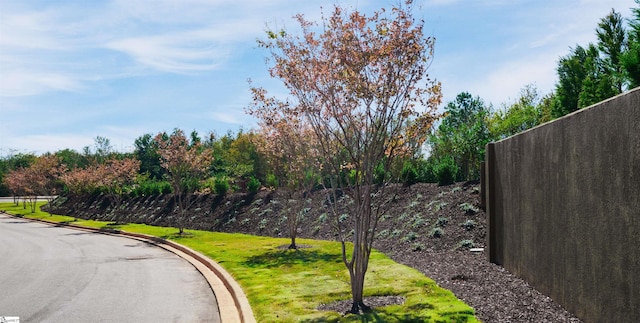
0, 202, 478, 322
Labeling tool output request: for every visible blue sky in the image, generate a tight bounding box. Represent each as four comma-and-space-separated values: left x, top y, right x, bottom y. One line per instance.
0, 0, 634, 155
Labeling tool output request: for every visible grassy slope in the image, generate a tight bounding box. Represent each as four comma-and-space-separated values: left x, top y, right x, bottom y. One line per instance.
0, 202, 478, 322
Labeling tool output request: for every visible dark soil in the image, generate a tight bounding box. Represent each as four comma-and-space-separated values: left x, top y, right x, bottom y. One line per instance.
52, 182, 582, 322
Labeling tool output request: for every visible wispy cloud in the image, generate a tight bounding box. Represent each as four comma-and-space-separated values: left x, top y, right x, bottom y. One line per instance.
0, 0, 321, 97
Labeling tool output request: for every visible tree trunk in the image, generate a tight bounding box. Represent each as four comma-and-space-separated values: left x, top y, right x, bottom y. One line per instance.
347, 241, 371, 314
288, 236, 297, 250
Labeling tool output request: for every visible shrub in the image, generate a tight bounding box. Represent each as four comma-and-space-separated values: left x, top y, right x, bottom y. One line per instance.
430, 227, 444, 238
436, 217, 449, 227
214, 177, 230, 195
417, 158, 438, 183
460, 219, 476, 231
265, 173, 279, 188
435, 156, 458, 186
258, 218, 268, 230
457, 239, 474, 249
373, 161, 388, 184
412, 242, 425, 251
459, 202, 479, 215
247, 177, 261, 194
133, 180, 172, 196
377, 229, 390, 238
401, 162, 419, 185
402, 231, 419, 242
411, 215, 427, 229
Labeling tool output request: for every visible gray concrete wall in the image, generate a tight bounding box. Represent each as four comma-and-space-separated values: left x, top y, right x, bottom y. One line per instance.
485, 88, 640, 323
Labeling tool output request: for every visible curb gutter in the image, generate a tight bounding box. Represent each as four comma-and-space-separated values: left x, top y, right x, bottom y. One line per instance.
0, 212, 256, 323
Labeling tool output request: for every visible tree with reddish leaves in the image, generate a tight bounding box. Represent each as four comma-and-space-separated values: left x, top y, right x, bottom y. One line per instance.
97, 157, 140, 221
155, 129, 213, 234
60, 164, 101, 196
247, 99, 322, 249
4, 167, 29, 208
251, 1, 441, 313
27, 154, 66, 214
4, 154, 65, 213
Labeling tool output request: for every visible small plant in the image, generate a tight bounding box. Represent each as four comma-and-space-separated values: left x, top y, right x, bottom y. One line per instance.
377, 229, 390, 238
258, 218, 268, 230
450, 186, 462, 193
460, 219, 476, 231
412, 242, 425, 251
428, 200, 448, 212
391, 229, 403, 238
247, 177, 261, 194
278, 215, 288, 225
398, 212, 410, 221
240, 218, 251, 225
214, 177, 230, 195
435, 156, 458, 186
411, 215, 427, 229
339, 213, 349, 223
436, 217, 449, 227
266, 173, 279, 188
430, 227, 444, 238
407, 200, 420, 209
312, 225, 321, 235
457, 239, 474, 249
318, 213, 328, 223
401, 161, 419, 185
259, 208, 272, 217
402, 231, 419, 242
459, 202, 479, 215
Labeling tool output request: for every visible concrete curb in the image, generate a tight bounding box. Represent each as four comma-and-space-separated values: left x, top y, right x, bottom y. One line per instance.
0, 212, 255, 323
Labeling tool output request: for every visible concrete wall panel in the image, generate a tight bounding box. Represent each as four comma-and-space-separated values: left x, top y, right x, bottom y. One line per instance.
485, 88, 640, 322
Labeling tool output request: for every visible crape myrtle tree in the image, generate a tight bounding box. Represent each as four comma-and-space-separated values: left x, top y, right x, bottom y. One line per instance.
247, 98, 322, 249
99, 157, 140, 222
252, 1, 441, 313
4, 168, 29, 208
155, 129, 213, 234
3, 155, 65, 213
26, 154, 66, 214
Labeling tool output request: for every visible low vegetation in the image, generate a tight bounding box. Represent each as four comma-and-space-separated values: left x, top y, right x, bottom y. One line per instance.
0, 202, 478, 322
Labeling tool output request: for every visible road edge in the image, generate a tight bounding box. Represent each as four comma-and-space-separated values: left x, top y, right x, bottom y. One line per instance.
0, 212, 256, 323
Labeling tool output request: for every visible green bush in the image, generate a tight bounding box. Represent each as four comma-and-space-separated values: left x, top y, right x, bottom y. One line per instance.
457, 239, 474, 249
460, 219, 476, 231
374, 161, 388, 184
132, 180, 172, 196
435, 156, 458, 186
417, 158, 438, 183
265, 173, 279, 188
430, 227, 444, 238
214, 177, 230, 196
401, 162, 419, 185
247, 177, 261, 194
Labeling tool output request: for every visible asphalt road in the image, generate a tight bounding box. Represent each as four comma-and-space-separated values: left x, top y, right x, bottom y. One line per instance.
0, 214, 220, 322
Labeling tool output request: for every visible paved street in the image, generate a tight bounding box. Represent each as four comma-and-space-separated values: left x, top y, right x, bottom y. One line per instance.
0, 214, 219, 322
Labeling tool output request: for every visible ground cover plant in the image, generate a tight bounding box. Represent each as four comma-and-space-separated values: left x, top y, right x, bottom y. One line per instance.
0, 201, 477, 322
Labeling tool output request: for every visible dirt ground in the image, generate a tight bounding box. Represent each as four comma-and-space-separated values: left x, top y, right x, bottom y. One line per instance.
53, 182, 582, 322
